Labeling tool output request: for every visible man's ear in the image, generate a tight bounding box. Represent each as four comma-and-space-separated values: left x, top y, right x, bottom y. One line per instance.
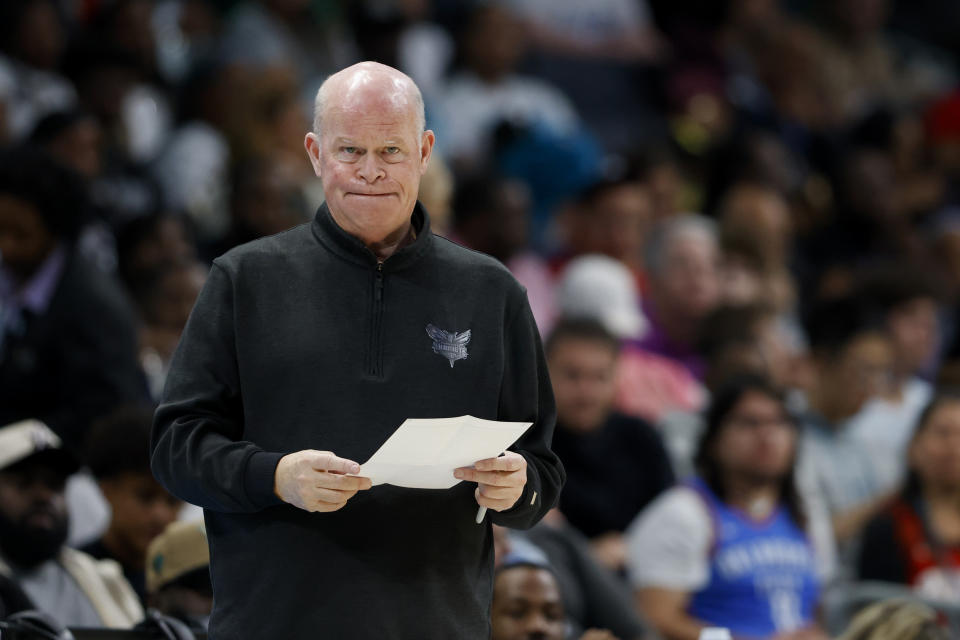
419, 129, 436, 174
304, 132, 322, 177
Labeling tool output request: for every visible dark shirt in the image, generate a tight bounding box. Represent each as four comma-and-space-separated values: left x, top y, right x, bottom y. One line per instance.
554, 411, 674, 538
151, 203, 565, 639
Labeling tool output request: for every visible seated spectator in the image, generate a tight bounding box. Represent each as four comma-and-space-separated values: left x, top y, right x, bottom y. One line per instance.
858, 392, 960, 602
0, 146, 143, 447
637, 214, 722, 381
546, 318, 674, 571
434, 4, 581, 169
556, 255, 703, 422
796, 296, 899, 545
0, 419, 142, 626
498, 521, 651, 640
452, 174, 556, 335
491, 560, 619, 640
847, 268, 942, 490
837, 600, 950, 640
146, 521, 212, 632
626, 376, 833, 640
128, 259, 207, 401
116, 212, 197, 287
82, 407, 182, 605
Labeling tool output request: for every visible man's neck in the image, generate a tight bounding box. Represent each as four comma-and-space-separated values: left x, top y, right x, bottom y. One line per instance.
723, 474, 781, 520
367, 220, 416, 262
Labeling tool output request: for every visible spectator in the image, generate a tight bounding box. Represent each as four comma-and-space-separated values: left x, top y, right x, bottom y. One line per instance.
795, 295, 899, 544
846, 268, 942, 489
0, 146, 143, 447
638, 214, 722, 380
116, 212, 197, 288
82, 407, 183, 605
434, 4, 580, 169
128, 259, 207, 402
717, 181, 796, 314
491, 560, 619, 640
497, 522, 651, 640
555, 254, 703, 422
0, 419, 142, 627
453, 174, 556, 334
626, 376, 833, 640
560, 176, 655, 279
0, 0, 76, 140
545, 319, 674, 571
858, 393, 960, 602
146, 521, 212, 632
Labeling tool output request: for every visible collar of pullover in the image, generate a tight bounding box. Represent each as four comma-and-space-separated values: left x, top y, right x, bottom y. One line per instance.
311, 200, 433, 272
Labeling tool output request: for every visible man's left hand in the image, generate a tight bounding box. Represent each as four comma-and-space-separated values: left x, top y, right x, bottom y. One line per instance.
455, 452, 527, 512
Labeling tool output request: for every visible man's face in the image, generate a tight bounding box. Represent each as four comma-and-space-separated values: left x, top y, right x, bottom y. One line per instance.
305, 88, 434, 247
491, 567, 566, 640
100, 472, 182, 559
548, 338, 618, 433
887, 297, 939, 377
0, 458, 70, 568
819, 331, 895, 417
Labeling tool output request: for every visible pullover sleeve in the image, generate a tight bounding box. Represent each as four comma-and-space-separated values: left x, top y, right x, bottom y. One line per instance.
150, 261, 284, 513
491, 288, 565, 529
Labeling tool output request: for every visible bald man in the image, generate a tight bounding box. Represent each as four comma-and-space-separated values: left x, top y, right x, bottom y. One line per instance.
151, 62, 565, 638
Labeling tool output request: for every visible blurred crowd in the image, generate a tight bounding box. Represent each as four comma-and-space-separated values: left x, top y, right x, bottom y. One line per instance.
1, 0, 960, 638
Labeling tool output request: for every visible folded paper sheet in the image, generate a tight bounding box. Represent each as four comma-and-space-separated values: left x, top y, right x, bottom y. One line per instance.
358, 416, 533, 489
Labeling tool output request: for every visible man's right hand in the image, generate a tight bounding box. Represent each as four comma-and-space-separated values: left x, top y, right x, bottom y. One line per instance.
274, 450, 372, 512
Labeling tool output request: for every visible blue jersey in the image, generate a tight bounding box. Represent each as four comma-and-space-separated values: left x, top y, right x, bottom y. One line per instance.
686, 478, 820, 639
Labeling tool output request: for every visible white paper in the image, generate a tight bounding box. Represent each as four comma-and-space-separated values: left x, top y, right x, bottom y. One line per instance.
358, 415, 533, 489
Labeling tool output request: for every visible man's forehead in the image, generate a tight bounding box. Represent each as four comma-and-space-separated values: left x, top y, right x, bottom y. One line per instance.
323, 105, 419, 141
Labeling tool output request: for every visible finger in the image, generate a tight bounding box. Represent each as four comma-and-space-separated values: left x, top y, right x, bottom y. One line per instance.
473, 453, 525, 472
311, 486, 358, 504
455, 468, 526, 487
315, 473, 371, 492
477, 484, 520, 501
307, 451, 361, 475
475, 487, 514, 512
311, 499, 348, 513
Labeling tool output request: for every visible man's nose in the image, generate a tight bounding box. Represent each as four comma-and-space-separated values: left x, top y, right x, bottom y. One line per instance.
357, 153, 385, 182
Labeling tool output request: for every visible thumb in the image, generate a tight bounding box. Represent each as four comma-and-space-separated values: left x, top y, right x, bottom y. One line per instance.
308, 450, 361, 475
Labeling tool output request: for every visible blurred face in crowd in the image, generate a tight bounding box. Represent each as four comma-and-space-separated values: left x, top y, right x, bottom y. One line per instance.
12, 0, 64, 70
548, 337, 618, 433
43, 116, 103, 179
0, 458, 70, 568
234, 161, 308, 238
652, 228, 721, 322
0, 195, 56, 279
817, 330, 895, 420
491, 566, 566, 640
99, 471, 182, 562
589, 183, 653, 265
887, 297, 939, 379
464, 6, 525, 82
720, 184, 791, 267
713, 390, 796, 485
130, 216, 196, 277
911, 400, 960, 493
305, 63, 434, 249
145, 262, 207, 332
459, 180, 531, 262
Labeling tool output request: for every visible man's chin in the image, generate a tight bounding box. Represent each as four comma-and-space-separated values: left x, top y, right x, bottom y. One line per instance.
0, 515, 68, 569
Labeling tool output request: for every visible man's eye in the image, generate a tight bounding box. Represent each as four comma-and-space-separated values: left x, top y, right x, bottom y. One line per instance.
384, 147, 400, 154
342, 147, 357, 154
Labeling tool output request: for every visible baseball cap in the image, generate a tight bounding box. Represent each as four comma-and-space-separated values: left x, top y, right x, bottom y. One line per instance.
556, 254, 648, 340
147, 520, 210, 594
0, 419, 79, 475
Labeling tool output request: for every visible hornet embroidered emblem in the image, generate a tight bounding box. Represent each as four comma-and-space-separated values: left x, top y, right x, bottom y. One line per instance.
426, 324, 471, 368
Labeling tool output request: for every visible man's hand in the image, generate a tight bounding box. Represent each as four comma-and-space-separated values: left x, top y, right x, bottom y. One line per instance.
274, 450, 371, 512
455, 451, 527, 512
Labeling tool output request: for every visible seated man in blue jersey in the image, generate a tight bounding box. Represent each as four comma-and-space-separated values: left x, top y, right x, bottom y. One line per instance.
625, 376, 835, 640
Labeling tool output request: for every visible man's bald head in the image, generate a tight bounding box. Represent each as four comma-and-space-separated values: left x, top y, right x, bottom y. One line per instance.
313, 61, 425, 139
